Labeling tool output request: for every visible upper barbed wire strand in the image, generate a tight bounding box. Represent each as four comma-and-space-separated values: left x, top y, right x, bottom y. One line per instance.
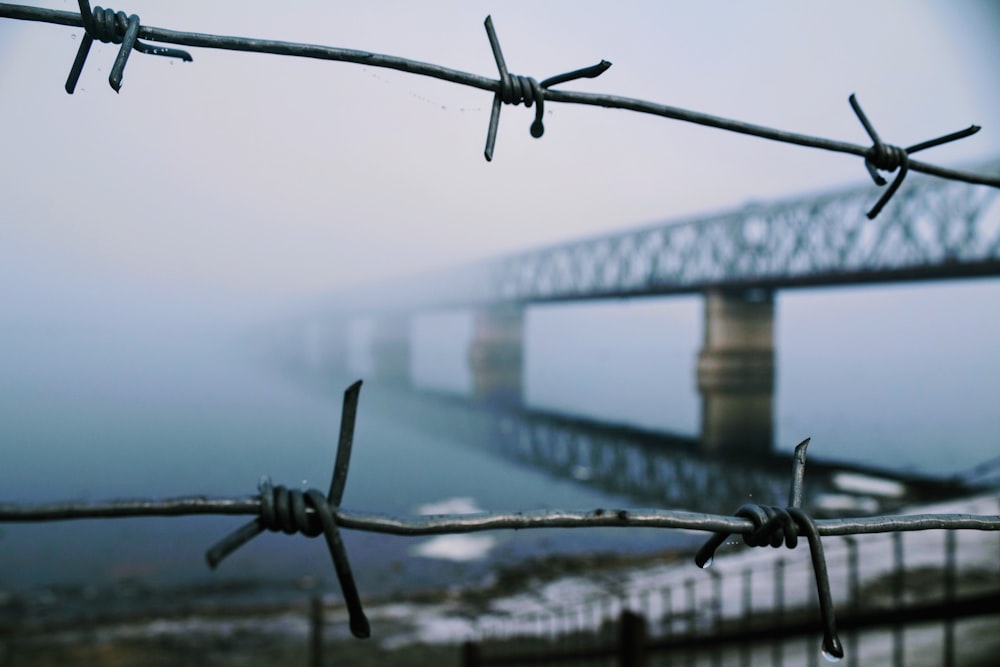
0, 3, 998, 214
63, 1, 191, 93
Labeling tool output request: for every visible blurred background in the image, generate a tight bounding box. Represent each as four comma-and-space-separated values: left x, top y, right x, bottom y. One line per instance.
1, 1, 999, 664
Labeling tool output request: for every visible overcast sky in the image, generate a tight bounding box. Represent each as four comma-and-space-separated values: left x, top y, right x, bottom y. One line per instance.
2, 1, 999, 316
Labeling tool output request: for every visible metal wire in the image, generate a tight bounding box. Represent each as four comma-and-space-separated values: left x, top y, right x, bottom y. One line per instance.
3, 498, 998, 536
1, 381, 998, 657
2, 1, 999, 216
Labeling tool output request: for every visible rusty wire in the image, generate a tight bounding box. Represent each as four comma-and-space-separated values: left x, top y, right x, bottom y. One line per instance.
1, 381, 998, 658
2, 1, 1000, 217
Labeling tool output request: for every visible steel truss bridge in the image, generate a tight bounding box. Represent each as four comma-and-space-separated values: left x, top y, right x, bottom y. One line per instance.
340, 157, 1000, 311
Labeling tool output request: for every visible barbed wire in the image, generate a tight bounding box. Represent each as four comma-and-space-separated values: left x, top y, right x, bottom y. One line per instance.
2, 1, 1000, 218
3, 3, 1000, 659
1, 381, 998, 660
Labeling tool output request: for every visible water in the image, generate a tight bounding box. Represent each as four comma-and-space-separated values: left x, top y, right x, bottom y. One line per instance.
1, 278, 998, 603
822, 644, 844, 663
518, 278, 1000, 473
0, 305, 660, 599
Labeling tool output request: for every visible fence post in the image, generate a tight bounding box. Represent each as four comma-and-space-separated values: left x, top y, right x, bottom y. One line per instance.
619, 609, 647, 667
943, 530, 956, 667
892, 532, 905, 667
741, 568, 752, 667
773, 558, 785, 667
844, 535, 860, 667
685, 579, 697, 667
461, 640, 480, 667
309, 594, 323, 667
662, 586, 672, 638
709, 569, 723, 667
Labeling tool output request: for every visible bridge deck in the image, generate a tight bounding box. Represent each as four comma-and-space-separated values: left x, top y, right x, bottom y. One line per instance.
332, 158, 1000, 312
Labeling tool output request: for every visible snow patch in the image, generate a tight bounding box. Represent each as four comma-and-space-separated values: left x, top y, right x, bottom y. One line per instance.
814, 493, 880, 514
415, 497, 483, 515
411, 534, 497, 561
832, 472, 906, 498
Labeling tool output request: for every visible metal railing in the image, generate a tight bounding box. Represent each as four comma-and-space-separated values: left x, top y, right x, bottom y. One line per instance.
468, 525, 1000, 666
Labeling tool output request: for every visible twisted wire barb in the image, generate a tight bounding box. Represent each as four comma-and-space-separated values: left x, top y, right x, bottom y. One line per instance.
64, 0, 191, 93
696, 439, 843, 660
1, 383, 999, 658
2, 3, 999, 215
481, 15, 611, 161
848, 94, 981, 219
204, 380, 369, 639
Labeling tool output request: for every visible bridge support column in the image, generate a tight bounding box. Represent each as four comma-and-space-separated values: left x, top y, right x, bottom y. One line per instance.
696, 289, 774, 452
468, 306, 524, 406
371, 314, 412, 386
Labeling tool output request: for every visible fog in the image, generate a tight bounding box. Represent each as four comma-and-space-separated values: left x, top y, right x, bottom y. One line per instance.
3, 2, 998, 303
2, 1, 999, 491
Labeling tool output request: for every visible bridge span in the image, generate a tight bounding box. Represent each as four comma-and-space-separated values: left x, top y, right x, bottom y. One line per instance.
310, 158, 1000, 452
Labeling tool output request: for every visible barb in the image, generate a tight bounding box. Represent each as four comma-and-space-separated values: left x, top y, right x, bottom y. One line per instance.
482, 15, 611, 160
64, 0, 192, 94
697, 439, 844, 660
848, 94, 981, 219
1, 383, 999, 658
205, 381, 369, 639
696, 504, 843, 661
787, 437, 810, 508
1, 3, 998, 210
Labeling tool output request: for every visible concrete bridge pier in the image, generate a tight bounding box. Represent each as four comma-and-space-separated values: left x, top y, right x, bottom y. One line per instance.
467, 305, 524, 406
371, 314, 413, 386
696, 288, 774, 452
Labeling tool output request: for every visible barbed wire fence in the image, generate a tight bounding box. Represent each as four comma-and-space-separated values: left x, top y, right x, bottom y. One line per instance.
2, 380, 999, 661
3, 1, 1000, 218
3, 1, 1000, 662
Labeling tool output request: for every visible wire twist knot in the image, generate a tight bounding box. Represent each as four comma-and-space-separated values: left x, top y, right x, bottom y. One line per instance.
88, 7, 131, 44
498, 73, 545, 138
736, 504, 802, 549
256, 478, 328, 537
865, 141, 908, 175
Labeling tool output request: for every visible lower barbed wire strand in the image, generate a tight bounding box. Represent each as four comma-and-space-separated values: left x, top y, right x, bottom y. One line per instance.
2, 499, 997, 535
339, 508, 1000, 535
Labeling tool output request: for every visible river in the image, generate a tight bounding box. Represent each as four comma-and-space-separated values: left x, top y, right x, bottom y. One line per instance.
1, 278, 998, 602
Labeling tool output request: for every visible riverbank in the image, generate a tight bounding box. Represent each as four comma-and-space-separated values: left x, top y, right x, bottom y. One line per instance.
0, 547, 679, 666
